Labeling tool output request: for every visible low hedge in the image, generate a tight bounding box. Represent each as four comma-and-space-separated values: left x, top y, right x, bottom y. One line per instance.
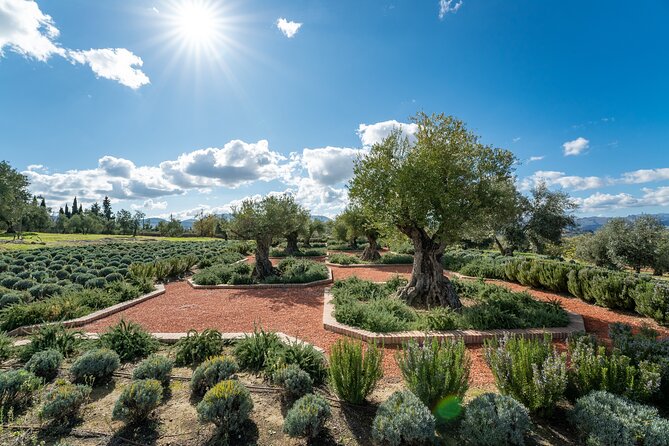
443, 250, 669, 325
327, 253, 413, 265
193, 258, 328, 286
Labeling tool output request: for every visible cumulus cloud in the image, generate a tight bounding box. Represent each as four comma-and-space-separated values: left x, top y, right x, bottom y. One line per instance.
67, 48, 150, 90
0, 0, 149, 88
574, 187, 669, 213
276, 18, 302, 38
438, 0, 462, 19
160, 140, 289, 188
621, 168, 669, 184
521, 170, 608, 191
300, 147, 363, 186
132, 199, 167, 210
527, 156, 544, 163
98, 156, 135, 178
357, 120, 418, 147
562, 137, 590, 156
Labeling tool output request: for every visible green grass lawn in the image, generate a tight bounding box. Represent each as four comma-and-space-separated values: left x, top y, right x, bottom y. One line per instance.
0, 232, 219, 250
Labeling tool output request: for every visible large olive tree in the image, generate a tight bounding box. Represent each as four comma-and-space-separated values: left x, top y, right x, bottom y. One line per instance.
0, 161, 30, 237
282, 203, 310, 256
349, 113, 516, 309
230, 194, 305, 279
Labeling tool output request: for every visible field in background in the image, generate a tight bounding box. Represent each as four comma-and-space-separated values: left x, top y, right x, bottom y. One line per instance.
0, 232, 219, 250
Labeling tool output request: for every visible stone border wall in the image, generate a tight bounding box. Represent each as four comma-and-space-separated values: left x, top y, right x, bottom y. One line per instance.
8, 285, 166, 336
322, 288, 585, 345
187, 267, 334, 290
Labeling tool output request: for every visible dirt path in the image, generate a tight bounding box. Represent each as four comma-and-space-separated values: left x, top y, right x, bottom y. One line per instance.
80, 264, 668, 388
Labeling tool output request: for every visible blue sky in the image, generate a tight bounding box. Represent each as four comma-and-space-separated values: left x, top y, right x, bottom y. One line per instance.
1, 0, 668, 218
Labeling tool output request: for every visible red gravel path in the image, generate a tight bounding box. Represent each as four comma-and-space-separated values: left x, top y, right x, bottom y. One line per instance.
80, 264, 667, 388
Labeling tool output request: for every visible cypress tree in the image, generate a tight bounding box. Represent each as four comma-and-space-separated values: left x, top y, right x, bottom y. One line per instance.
72, 197, 79, 215
102, 196, 113, 221
65, 204, 71, 218
40, 197, 46, 208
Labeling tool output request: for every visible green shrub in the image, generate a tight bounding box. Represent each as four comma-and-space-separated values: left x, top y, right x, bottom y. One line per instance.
567, 333, 661, 402
423, 307, 459, 330
196, 380, 253, 432
112, 379, 163, 424
328, 339, 382, 404
234, 326, 284, 372
70, 348, 120, 385
267, 257, 329, 284
25, 349, 62, 382
191, 355, 239, 396
20, 324, 79, 362
372, 390, 435, 446
460, 393, 531, 446
132, 355, 174, 387
485, 335, 567, 414
633, 280, 669, 324
0, 331, 13, 361
174, 329, 224, 366
571, 391, 665, 446
283, 394, 331, 439
277, 341, 327, 386
0, 369, 41, 415
396, 339, 469, 411
39, 379, 91, 423
98, 320, 159, 362
377, 253, 414, 264
273, 365, 313, 399
328, 253, 362, 265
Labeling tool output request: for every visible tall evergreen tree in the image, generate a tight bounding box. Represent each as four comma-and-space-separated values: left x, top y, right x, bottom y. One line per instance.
40, 197, 46, 208
90, 202, 101, 216
72, 197, 79, 215
65, 204, 71, 218
58, 207, 64, 216
102, 196, 113, 220
78, 204, 82, 214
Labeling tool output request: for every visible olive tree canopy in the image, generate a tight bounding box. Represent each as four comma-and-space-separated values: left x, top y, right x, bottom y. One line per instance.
349, 113, 516, 308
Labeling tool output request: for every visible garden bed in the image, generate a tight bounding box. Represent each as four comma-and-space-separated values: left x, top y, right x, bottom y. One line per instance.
188, 267, 333, 289
327, 252, 414, 267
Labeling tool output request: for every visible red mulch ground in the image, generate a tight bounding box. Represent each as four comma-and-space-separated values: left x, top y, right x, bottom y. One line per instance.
80, 264, 668, 388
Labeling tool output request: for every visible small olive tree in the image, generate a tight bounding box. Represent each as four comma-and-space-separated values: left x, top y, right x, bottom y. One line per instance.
230, 194, 306, 279
349, 113, 516, 308
334, 206, 382, 261
282, 204, 310, 256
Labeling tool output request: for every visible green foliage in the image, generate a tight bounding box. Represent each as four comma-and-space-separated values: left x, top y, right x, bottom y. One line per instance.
234, 326, 284, 372
20, 324, 79, 362
194, 258, 329, 285
39, 379, 90, 423
0, 369, 41, 416
328, 339, 382, 404
328, 253, 362, 265
264, 257, 329, 284
283, 394, 331, 439
571, 391, 666, 446
0, 331, 13, 361
460, 393, 531, 446
277, 341, 327, 386
485, 335, 567, 414
174, 329, 224, 366
196, 380, 253, 432
70, 348, 120, 385
396, 339, 469, 411
190, 355, 239, 396
273, 364, 313, 399
567, 333, 661, 402
270, 247, 326, 257
633, 280, 669, 324
112, 379, 163, 424
25, 349, 62, 381
372, 390, 435, 446
132, 355, 174, 387
98, 319, 159, 362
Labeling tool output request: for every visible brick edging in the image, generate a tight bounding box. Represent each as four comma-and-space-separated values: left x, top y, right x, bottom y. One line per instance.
324, 261, 412, 268
322, 288, 585, 345
187, 267, 334, 290
8, 284, 166, 336
13, 331, 325, 353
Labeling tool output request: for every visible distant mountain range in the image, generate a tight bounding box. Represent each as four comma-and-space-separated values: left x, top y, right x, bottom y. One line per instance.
145, 214, 331, 230
575, 213, 669, 233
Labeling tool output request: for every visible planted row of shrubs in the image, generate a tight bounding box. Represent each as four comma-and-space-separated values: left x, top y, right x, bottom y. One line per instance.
331, 276, 569, 333
443, 249, 669, 325
327, 252, 414, 265
193, 257, 329, 286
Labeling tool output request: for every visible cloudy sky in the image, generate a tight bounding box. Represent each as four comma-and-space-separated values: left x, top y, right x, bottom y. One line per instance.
1, 0, 668, 219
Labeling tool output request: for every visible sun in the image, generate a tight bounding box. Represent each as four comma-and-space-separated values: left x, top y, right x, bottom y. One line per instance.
175, 1, 217, 45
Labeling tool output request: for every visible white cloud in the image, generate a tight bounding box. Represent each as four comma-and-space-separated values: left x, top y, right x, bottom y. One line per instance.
357, 120, 418, 147
521, 170, 608, 191
512, 137, 522, 143
438, 0, 462, 19
67, 48, 150, 90
574, 187, 669, 213
0, 0, 63, 61
276, 18, 302, 38
132, 199, 167, 211
300, 147, 364, 186
562, 137, 590, 156
0, 0, 149, 89
527, 156, 544, 163
160, 140, 289, 189
621, 168, 669, 184
98, 156, 135, 178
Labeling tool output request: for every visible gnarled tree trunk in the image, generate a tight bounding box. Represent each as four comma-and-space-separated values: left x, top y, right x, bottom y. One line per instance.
494, 236, 515, 256
254, 238, 278, 279
360, 234, 381, 262
285, 231, 301, 256
397, 227, 462, 309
